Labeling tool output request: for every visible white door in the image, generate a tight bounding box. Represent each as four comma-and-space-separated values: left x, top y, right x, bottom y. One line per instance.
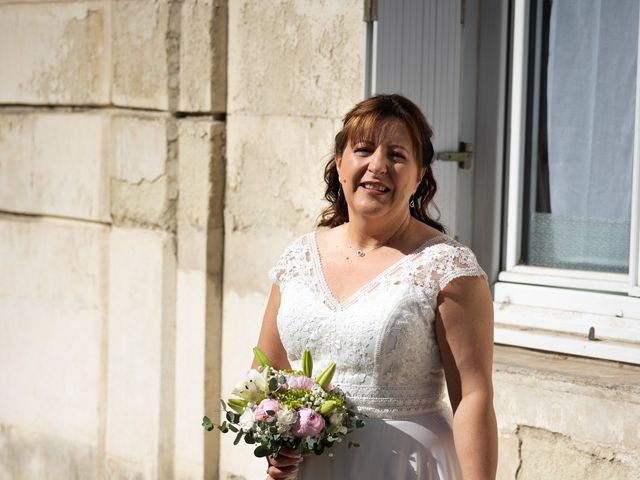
371, 0, 478, 244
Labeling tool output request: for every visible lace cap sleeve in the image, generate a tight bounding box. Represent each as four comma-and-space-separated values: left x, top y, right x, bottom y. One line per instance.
267, 234, 310, 287
431, 242, 488, 291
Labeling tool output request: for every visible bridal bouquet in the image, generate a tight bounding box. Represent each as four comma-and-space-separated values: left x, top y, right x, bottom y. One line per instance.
202, 347, 364, 458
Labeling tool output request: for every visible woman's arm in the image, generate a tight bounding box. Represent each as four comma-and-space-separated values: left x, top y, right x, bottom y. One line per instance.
252, 284, 291, 370
436, 275, 498, 480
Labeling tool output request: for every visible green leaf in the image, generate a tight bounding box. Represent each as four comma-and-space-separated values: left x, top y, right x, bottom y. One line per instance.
244, 432, 255, 444
268, 377, 279, 391
228, 423, 238, 433
254, 445, 271, 457
227, 398, 248, 414
202, 416, 215, 432
220, 399, 227, 411
253, 347, 272, 367
226, 411, 240, 423
233, 430, 244, 445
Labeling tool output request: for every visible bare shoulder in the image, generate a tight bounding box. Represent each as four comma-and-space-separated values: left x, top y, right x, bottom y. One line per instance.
409, 221, 447, 248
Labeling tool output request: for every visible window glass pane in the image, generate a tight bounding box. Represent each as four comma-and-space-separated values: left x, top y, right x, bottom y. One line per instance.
523, 0, 639, 273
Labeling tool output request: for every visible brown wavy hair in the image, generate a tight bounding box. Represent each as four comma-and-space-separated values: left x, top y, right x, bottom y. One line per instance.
318, 93, 446, 233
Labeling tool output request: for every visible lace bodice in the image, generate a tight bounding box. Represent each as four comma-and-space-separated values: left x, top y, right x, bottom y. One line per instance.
268, 231, 488, 419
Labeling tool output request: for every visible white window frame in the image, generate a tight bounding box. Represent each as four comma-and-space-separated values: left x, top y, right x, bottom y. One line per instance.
495, 0, 640, 365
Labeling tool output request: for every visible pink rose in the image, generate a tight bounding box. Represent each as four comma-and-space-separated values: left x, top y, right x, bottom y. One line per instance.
291, 407, 325, 437
254, 398, 280, 421
286, 375, 317, 390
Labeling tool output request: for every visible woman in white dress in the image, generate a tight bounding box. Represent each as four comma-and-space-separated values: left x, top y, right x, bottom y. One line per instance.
255, 94, 498, 479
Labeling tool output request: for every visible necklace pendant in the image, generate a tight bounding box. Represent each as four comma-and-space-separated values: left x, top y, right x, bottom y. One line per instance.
356, 249, 365, 257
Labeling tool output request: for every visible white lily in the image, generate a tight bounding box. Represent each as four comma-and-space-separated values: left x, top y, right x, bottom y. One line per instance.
232, 369, 268, 402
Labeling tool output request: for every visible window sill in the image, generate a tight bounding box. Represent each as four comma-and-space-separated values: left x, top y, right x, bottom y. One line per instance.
493, 281, 640, 365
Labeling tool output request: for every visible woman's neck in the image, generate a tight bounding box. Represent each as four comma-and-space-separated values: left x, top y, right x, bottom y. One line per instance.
344, 212, 413, 249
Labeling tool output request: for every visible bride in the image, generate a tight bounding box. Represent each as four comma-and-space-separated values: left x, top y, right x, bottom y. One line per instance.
254, 94, 497, 479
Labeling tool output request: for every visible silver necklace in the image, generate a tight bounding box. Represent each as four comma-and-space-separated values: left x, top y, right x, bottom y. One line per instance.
348, 219, 410, 258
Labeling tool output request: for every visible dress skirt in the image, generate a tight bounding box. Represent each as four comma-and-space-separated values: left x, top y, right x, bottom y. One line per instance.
296, 409, 462, 480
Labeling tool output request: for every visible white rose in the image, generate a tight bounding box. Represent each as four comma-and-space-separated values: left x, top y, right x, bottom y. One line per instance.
276, 407, 297, 433
238, 407, 256, 432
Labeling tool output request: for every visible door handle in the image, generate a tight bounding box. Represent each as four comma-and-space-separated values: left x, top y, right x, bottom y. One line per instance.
436, 142, 473, 170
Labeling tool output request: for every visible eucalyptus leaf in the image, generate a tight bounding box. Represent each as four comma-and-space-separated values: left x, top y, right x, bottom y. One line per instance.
233, 430, 243, 445
202, 416, 214, 432
254, 445, 271, 457
268, 378, 278, 391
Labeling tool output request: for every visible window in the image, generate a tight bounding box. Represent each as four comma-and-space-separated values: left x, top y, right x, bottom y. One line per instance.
495, 0, 640, 364
524, 0, 637, 274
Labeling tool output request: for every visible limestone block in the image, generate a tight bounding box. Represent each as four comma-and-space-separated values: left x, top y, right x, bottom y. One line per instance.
0, 216, 108, 445
228, 0, 363, 117
0, 426, 98, 480
110, 113, 177, 229
105, 227, 176, 479
112, 1, 172, 110
219, 289, 272, 480
493, 368, 640, 450
496, 432, 520, 480
174, 118, 225, 478
0, 111, 110, 221
517, 426, 632, 480
0, 2, 109, 105
179, 0, 227, 113
493, 347, 640, 477
174, 270, 221, 480
177, 119, 225, 235
225, 114, 331, 267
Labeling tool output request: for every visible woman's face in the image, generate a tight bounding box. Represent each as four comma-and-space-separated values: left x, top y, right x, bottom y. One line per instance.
336, 118, 424, 221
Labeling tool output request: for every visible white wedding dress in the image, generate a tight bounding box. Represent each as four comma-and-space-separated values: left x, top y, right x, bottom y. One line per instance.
268, 231, 488, 480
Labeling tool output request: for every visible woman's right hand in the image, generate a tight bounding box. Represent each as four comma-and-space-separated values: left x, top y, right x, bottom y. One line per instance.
266, 448, 303, 479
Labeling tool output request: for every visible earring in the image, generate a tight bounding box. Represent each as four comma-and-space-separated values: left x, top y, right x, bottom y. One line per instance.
409, 195, 415, 208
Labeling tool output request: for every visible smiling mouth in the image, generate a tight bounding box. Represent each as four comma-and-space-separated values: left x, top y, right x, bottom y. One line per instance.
360, 182, 390, 193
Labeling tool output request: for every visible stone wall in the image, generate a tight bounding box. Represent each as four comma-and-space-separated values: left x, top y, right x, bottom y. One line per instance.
220, 0, 364, 478
493, 346, 640, 479
0, 1, 227, 479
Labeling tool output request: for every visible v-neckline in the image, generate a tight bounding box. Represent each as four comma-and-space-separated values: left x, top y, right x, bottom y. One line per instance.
309, 230, 447, 310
